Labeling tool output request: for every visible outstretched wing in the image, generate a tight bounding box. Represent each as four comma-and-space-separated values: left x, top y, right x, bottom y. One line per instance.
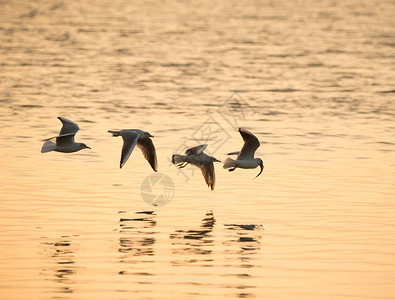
43, 132, 76, 145
237, 128, 260, 160
43, 117, 79, 145
57, 117, 80, 145
58, 117, 80, 135
227, 151, 240, 155
198, 162, 215, 190
137, 137, 158, 172
119, 131, 139, 168
185, 144, 207, 155
56, 133, 76, 146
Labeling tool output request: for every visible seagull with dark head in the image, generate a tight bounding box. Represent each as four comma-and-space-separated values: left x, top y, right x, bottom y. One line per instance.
172, 144, 220, 190
223, 128, 264, 178
108, 129, 157, 171
41, 117, 91, 153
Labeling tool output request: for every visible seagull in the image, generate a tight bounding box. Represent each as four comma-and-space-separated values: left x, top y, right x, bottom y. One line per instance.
223, 128, 264, 178
41, 117, 91, 153
172, 144, 220, 190
108, 129, 157, 171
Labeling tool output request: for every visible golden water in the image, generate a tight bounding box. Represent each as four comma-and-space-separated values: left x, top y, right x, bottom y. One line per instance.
1, 0, 395, 299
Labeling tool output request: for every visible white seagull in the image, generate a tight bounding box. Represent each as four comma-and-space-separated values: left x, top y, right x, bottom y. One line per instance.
223, 128, 264, 178
172, 144, 220, 190
108, 129, 157, 171
41, 117, 91, 153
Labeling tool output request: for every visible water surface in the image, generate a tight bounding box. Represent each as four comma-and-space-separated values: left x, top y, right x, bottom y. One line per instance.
0, 0, 395, 299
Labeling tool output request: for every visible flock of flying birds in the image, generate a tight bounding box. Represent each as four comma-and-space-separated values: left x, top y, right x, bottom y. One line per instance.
41, 117, 264, 190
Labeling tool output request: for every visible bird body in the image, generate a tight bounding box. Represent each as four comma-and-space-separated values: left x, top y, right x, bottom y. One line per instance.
224, 128, 264, 178
108, 129, 157, 171
172, 144, 220, 190
172, 152, 218, 166
224, 157, 261, 169
41, 117, 90, 153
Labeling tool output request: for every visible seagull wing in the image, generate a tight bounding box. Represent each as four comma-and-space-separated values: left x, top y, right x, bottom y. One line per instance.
56, 117, 80, 145
43, 132, 76, 145
55, 133, 76, 146
197, 162, 216, 190
137, 137, 158, 172
58, 117, 80, 135
185, 144, 207, 155
237, 128, 260, 160
119, 131, 139, 168
227, 151, 240, 155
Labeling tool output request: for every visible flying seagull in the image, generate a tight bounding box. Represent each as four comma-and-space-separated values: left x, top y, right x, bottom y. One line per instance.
172, 144, 220, 190
108, 129, 157, 171
223, 128, 264, 178
41, 117, 91, 153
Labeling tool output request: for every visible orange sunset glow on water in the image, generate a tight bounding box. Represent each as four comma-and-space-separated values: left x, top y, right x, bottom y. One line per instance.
1, 0, 395, 299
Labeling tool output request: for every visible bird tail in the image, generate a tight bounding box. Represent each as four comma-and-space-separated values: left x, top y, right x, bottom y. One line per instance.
223, 157, 237, 169
41, 140, 56, 153
172, 154, 187, 164
108, 130, 121, 137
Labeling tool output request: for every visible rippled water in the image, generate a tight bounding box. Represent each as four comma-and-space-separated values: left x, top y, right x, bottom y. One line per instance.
1, 0, 395, 299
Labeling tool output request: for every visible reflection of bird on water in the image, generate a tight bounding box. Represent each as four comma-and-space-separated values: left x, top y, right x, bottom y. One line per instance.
223, 223, 263, 252
41, 237, 78, 294
170, 211, 216, 259
201, 210, 216, 228
118, 211, 157, 263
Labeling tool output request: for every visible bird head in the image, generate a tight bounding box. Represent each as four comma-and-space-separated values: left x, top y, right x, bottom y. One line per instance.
145, 131, 154, 138
80, 143, 91, 150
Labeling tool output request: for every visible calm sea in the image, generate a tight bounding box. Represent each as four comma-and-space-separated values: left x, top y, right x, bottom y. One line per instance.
0, 0, 394, 299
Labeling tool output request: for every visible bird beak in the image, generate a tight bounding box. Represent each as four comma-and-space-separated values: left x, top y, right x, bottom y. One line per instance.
149, 134, 154, 138
254, 161, 264, 179
214, 158, 221, 162
86, 146, 91, 149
